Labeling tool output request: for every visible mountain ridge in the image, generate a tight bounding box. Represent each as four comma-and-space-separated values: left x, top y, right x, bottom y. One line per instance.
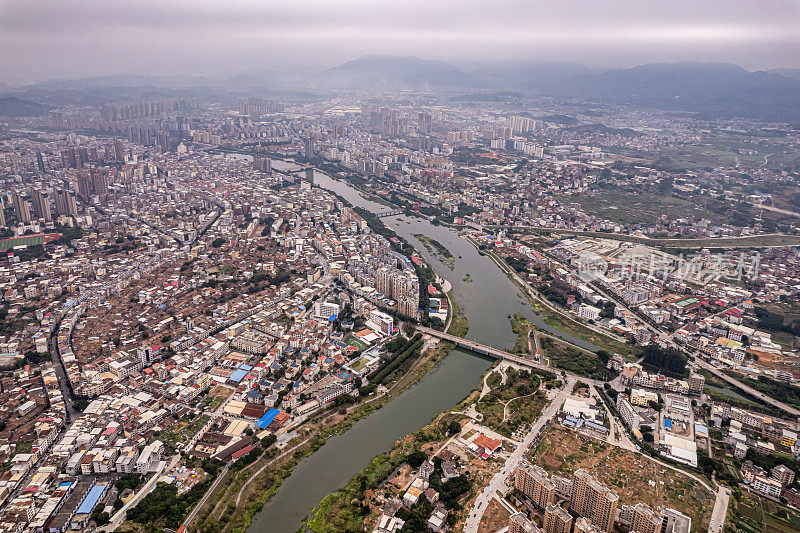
4, 56, 800, 122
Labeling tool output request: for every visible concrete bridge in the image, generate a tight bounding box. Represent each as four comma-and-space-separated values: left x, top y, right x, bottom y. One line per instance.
414, 325, 600, 384
376, 209, 404, 218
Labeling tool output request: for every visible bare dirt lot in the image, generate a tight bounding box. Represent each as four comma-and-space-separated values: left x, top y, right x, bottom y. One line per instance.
530, 425, 713, 531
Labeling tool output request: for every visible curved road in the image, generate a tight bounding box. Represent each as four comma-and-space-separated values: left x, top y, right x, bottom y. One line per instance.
693, 356, 800, 417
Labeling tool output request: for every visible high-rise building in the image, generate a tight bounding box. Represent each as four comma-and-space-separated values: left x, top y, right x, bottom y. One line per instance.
91, 168, 109, 196
55, 189, 78, 217
631, 503, 661, 533
114, 140, 124, 162
0, 202, 5, 227
660, 507, 691, 533
158, 132, 170, 151
60, 148, 77, 169
253, 156, 272, 174
77, 171, 91, 200
514, 462, 557, 509
30, 189, 52, 221
77, 147, 89, 168
509, 512, 541, 533
509, 115, 537, 133
304, 137, 314, 158
12, 192, 32, 224
570, 469, 619, 533
543, 504, 573, 533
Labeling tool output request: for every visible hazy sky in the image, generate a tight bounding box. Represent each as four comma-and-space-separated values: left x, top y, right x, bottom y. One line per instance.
1, 0, 799, 83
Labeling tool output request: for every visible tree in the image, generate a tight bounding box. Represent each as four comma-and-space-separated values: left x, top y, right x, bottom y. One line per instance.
406, 449, 427, 469
91, 504, 110, 526
641, 343, 688, 376
447, 420, 461, 435
211, 237, 226, 248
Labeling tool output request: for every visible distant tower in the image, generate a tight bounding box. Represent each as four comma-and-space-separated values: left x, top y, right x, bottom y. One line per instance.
114, 140, 124, 162
12, 192, 32, 224
30, 189, 52, 221
77, 171, 91, 200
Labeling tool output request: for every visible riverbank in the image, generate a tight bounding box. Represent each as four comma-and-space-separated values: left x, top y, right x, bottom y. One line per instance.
306, 356, 551, 532
244, 170, 540, 533
186, 298, 469, 533
467, 234, 639, 359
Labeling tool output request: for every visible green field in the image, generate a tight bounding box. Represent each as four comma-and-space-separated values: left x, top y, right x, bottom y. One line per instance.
348, 356, 371, 372
659, 138, 800, 171
0, 235, 45, 251
344, 335, 369, 350
558, 190, 720, 227
728, 491, 800, 533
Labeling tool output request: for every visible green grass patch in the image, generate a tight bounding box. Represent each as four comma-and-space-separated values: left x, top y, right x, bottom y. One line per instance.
344, 335, 369, 351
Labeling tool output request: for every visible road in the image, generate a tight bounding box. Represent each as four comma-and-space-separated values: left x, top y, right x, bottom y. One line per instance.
693, 356, 800, 417
709, 486, 730, 533
47, 333, 78, 420
416, 326, 602, 387
182, 463, 230, 528
102, 455, 180, 532
463, 376, 576, 533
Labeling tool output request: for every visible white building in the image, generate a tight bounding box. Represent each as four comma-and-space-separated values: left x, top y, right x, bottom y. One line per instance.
578, 304, 601, 321
752, 474, 783, 499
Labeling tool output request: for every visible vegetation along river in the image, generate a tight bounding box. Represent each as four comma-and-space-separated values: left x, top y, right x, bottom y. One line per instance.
247, 171, 597, 533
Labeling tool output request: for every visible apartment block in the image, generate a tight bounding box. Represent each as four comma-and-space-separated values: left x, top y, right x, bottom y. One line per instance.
570, 469, 619, 533
543, 503, 573, 533
514, 462, 557, 509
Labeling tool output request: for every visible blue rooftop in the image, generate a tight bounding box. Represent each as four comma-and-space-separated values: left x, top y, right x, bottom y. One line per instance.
76, 484, 106, 515
256, 408, 281, 428
229, 368, 248, 382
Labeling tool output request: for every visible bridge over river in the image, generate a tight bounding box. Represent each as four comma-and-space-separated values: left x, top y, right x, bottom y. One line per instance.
414, 325, 602, 385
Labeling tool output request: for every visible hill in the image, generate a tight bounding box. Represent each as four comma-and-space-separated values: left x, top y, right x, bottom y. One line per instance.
540, 62, 800, 122
323, 55, 478, 88
0, 96, 51, 117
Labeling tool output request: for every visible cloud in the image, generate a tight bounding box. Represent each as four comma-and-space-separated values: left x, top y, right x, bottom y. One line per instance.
1, 0, 798, 82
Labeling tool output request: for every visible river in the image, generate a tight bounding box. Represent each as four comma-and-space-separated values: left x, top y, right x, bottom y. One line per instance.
247, 172, 596, 533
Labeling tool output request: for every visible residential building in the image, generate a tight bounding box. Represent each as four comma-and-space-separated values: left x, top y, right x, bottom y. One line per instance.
752, 474, 783, 499
771, 464, 795, 487
544, 503, 573, 533
570, 469, 619, 533
509, 512, 541, 533
514, 462, 557, 509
